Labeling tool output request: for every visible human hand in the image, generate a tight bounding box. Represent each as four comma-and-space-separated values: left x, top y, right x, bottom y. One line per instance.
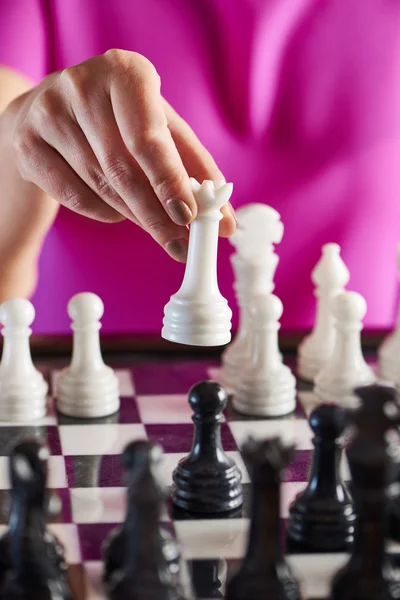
11, 50, 236, 262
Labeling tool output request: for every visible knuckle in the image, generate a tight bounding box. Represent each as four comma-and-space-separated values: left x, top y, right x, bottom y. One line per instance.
102, 156, 134, 190
153, 168, 186, 200
132, 128, 165, 158
143, 214, 169, 237
61, 188, 86, 212
13, 128, 38, 176
105, 49, 159, 82
31, 89, 62, 131
59, 66, 90, 98
90, 169, 118, 199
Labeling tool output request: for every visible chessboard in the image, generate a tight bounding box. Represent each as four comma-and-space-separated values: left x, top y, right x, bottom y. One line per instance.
0, 351, 397, 600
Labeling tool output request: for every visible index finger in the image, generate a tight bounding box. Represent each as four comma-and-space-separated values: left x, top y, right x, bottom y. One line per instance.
109, 55, 197, 227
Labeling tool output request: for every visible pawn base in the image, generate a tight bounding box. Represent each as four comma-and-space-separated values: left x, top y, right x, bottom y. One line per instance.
297, 341, 332, 382
286, 496, 355, 553
234, 368, 296, 417
314, 369, 375, 406
171, 459, 243, 514
162, 296, 232, 347
0, 375, 48, 421
56, 366, 120, 418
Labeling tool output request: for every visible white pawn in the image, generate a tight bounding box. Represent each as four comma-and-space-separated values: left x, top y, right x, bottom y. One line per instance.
220, 205, 284, 388
314, 291, 375, 405
56, 293, 119, 418
233, 294, 296, 417
0, 299, 48, 421
297, 244, 350, 381
378, 243, 400, 382
162, 179, 233, 346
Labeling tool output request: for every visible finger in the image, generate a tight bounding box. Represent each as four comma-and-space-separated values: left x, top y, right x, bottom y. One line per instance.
68, 92, 189, 261
14, 130, 123, 223
164, 100, 236, 237
38, 114, 138, 223
108, 55, 197, 225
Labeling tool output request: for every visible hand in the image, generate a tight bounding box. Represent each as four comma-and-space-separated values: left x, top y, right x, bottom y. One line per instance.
11, 50, 236, 262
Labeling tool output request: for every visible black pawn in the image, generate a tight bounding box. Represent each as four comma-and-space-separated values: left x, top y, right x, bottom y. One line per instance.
286, 403, 355, 553
103, 439, 190, 600
226, 437, 301, 600
331, 383, 400, 600
0, 440, 70, 600
190, 559, 224, 598
171, 381, 243, 514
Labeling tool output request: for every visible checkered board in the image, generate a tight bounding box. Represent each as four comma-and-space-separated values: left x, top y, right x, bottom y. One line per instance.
0, 357, 397, 599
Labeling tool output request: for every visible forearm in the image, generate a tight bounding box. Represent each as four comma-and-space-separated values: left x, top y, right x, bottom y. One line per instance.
0, 68, 59, 298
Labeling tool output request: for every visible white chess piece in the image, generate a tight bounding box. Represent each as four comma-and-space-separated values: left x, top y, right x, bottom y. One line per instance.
233, 293, 297, 417
162, 179, 233, 346
378, 243, 400, 382
314, 291, 375, 405
0, 298, 48, 421
220, 207, 284, 388
297, 244, 350, 381
56, 293, 120, 418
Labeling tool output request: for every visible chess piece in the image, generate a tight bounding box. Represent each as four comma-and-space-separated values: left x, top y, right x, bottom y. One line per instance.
162, 179, 233, 346
190, 560, 225, 598
297, 244, 350, 382
221, 205, 283, 388
286, 403, 355, 553
0, 440, 70, 599
103, 440, 189, 600
234, 294, 296, 417
378, 243, 400, 382
0, 299, 48, 421
56, 293, 120, 418
314, 291, 375, 405
171, 381, 243, 513
330, 383, 400, 600
225, 437, 301, 600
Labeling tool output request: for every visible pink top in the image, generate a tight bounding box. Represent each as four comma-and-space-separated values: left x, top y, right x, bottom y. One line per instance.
1, 0, 400, 334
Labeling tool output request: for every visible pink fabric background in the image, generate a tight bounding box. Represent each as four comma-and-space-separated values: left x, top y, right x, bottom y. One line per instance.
1, 0, 400, 333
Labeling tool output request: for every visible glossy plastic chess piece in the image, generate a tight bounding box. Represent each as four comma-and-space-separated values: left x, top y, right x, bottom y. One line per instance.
297, 244, 350, 382
330, 383, 400, 600
226, 437, 301, 600
378, 244, 400, 383
221, 205, 283, 388
234, 294, 296, 417
162, 179, 233, 346
0, 298, 48, 421
171, 381, 243, 513
103, 440, 190, 600
314, 291, 375, 405
286, 403, 355, 553
56, 292, 120, 418
0, 440, 70, 599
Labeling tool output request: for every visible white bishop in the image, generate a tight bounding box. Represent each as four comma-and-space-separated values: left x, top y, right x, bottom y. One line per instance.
297, 244, 349, 382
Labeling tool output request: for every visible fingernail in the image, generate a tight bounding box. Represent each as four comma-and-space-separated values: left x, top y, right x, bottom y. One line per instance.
229, 204, 238, 224
165, 198, 192, 226
165, 238, 188, 262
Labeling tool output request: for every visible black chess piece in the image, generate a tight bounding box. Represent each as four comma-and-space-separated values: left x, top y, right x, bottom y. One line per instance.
225, 437, 301, 600
103, 439, 190, 600
171, 381, 243, 514
330, 383, 400, 600
190, 559, 224, 598
286, 403, 355, 553
0, 439, 70, 600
